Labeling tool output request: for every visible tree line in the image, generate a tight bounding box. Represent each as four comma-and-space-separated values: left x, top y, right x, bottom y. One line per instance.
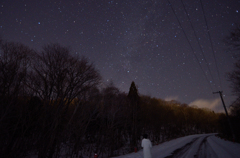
0, 40, 228, 158
222, 24, 240, 142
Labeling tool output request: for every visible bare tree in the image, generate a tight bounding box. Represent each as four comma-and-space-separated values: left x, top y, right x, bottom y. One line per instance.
0, 41, 33, 98
0, 41, 34, 157
228, 63, 240, 97
26, 43, 101, 158
98, 83, 128, 156
226, 24, 240, 115
28, 44, 100, 102
225, 24, 240, 53
223, 24, 240, 142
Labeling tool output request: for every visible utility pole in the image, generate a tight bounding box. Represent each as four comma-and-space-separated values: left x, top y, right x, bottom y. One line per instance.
213, 91, 236, 141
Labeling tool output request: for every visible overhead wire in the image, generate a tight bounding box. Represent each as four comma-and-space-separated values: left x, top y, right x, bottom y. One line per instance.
180, 0, 218, 91
166, 0, 214, 92
199, 0, 223, 90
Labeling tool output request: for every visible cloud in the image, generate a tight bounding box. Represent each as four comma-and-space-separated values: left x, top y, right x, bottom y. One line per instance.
189, 98, 223, 112
165, 96, 179, 102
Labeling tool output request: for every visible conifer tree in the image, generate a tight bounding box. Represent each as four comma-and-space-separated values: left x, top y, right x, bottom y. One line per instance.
127, 81, 140, 150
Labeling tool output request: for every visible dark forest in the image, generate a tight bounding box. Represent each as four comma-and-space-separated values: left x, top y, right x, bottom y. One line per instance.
0, 40, 238, 158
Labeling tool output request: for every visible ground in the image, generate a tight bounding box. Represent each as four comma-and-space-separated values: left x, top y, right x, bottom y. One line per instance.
112, 134, 240, 158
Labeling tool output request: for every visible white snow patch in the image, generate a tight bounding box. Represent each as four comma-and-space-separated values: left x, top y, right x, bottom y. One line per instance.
112, 134, 240, 158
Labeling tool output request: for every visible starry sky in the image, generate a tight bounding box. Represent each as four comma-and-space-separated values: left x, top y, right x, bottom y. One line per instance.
1, 0, 240, 112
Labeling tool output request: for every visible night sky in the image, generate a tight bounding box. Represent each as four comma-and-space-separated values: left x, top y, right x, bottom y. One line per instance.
1, 0, 240, 112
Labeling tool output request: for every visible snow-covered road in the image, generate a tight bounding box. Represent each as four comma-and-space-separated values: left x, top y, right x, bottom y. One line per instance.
112, 134, 240, 158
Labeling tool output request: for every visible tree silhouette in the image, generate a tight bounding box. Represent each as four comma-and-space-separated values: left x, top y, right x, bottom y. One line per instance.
0, 41, 34, 157
225, 24, 240, 142
27, 43, 101, 157
0, 40, 224, 157
225, 24, 240, 53
127, 81, 140, 150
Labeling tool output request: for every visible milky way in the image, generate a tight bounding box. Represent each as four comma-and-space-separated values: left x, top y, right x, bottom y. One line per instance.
1, 0, 240, 112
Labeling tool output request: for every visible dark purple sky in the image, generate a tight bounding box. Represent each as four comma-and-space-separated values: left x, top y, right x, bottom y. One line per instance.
1, 0, 240, 112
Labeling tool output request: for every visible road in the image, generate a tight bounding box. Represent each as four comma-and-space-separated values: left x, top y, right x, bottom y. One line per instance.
164, 135, 218, 158
113, 134, 240, 158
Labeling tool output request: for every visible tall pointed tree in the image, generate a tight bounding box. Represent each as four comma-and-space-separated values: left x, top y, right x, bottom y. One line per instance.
127, 81, 140, 150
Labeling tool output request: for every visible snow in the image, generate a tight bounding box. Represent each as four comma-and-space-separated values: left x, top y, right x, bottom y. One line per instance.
207, 136, 240, 158
112, 134, 240, 158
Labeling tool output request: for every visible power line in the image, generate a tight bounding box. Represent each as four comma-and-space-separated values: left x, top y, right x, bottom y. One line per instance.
199, 0, 223, 90
166, 0, 214, 92
180, 0, 218, 91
